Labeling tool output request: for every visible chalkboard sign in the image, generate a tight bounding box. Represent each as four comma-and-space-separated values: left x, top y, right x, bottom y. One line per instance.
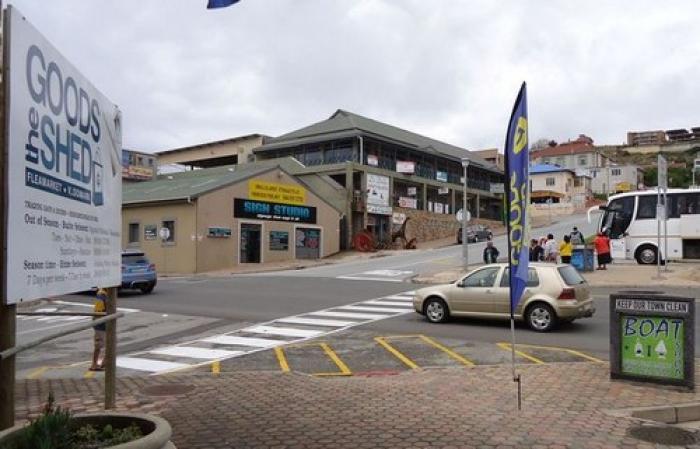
270, 231, 289, 250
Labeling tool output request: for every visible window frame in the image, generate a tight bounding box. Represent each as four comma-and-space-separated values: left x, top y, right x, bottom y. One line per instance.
545, 177, 556, 187
161, 219, 176, 244
500, 267, 540, 288
461, 267, 501, 288
127, 222, 140, 245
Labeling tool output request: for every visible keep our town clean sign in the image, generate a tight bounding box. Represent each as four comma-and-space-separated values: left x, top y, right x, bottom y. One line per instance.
4, 6, 122, 304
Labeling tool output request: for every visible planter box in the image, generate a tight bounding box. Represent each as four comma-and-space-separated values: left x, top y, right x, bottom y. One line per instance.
0, 412, 175, 449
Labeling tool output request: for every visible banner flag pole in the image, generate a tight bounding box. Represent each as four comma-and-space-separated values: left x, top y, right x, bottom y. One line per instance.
503, 82, 529, 410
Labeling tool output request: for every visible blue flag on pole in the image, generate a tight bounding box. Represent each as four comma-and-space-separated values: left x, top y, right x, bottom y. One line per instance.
503, 82, 529, 317
207, 0, 240, 9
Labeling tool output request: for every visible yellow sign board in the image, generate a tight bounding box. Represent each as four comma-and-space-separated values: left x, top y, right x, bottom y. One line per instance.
249, 180, 306, 205
616, 181, 633, 192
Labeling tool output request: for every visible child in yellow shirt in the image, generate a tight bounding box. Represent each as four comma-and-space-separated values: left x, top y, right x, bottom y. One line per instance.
559, 235, 573, 264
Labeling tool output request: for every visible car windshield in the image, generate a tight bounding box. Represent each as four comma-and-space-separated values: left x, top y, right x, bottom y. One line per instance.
558, 265, 585, 285
123, 255, 149, 265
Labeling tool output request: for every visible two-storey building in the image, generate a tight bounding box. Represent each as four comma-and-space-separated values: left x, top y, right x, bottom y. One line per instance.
253, 110, 504, 248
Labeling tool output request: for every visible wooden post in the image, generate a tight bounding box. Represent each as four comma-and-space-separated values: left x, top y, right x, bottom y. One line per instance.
0, 2, 15, 431
0, 304, 15, 430
104, 287, 117, 409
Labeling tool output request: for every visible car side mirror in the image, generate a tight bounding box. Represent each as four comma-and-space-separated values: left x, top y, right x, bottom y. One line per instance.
456, 280, 465, 288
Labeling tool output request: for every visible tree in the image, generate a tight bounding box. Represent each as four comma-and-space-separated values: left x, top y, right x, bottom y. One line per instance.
531, 138, 553, 151
644, 166, 692, 188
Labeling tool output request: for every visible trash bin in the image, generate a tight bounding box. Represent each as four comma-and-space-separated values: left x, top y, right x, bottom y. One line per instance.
571, 246, 594, 271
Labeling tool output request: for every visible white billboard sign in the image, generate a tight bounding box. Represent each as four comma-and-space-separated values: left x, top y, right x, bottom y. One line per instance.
4, 7, 122, 303
396, 160, 415, 174
366, 174, 391, 215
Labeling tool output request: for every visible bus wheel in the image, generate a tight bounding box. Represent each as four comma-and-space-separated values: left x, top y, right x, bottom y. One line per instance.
636, 245, 657, 265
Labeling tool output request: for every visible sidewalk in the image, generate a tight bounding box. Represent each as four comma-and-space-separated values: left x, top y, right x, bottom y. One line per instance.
14, 363, 700, 448
413, 260, 700, 288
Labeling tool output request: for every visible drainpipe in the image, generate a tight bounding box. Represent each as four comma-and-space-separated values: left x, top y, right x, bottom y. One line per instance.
358, 135, 364, 165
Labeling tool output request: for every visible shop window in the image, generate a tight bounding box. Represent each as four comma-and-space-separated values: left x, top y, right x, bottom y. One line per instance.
161, 220, 176, 243
128, 223, 140, 244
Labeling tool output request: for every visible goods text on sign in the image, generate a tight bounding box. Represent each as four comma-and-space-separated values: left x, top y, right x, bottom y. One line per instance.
249, 180, 305, 205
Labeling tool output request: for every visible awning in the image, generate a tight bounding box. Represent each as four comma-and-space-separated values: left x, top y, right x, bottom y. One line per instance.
531, 190, 564, 199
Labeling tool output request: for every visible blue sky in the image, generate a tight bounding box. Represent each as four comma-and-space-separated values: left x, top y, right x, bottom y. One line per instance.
9, 1, 699, 153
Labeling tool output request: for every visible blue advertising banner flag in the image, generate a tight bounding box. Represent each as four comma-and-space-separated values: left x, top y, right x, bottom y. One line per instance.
503, 82, 529, 317
207, 0, 240, 9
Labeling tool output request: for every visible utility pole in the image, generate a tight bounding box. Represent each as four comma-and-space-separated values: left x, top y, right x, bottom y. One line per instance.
461, 158, 470, 270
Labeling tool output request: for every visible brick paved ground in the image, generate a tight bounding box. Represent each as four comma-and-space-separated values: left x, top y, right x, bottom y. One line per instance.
13, 363, 700, 448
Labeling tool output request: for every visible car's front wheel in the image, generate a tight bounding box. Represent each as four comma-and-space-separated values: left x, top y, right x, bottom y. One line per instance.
424, 297, 449, 323
525, 302, 557, 332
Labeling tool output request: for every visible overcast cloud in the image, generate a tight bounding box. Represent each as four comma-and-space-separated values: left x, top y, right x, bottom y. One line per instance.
8, 1, 700, 153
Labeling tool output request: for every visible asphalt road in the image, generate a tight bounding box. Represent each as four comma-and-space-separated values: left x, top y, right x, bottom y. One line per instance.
15, 212, 700, 378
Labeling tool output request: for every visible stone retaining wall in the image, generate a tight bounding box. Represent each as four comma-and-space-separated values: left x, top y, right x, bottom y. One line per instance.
394, 208, 502, 243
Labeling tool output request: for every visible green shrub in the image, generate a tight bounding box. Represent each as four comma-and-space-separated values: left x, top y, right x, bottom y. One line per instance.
8, 393, 142, 449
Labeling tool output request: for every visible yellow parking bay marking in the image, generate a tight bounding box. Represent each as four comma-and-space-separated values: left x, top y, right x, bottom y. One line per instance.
211, 360, 221, 375
316, 343, 352, 377
497, 342, 545, 365
27, 366, 50, 380
417, 335, 474, 366
83, 370, 96, 379
274, 347, 291, 373
274, 342, 352, 376
374, 336, 419, 370
498, 342, 605, 363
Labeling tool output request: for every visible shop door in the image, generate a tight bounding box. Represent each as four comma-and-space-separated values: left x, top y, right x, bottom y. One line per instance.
296, 227, 321, 259
240, 223, 262, 263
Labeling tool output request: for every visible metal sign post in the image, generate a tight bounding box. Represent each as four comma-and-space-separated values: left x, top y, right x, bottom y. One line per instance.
655, 155, 667, 279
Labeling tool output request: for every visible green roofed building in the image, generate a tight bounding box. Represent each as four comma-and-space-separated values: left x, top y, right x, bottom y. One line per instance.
122, 159, 344, 274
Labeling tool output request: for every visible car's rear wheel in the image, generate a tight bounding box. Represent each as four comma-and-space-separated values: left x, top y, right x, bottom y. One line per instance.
525, 302, 557, 332
424, 297, 449, 323
140, 282, 155, 294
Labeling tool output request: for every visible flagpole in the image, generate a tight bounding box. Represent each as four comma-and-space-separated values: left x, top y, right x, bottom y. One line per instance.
503, 82, 528, 411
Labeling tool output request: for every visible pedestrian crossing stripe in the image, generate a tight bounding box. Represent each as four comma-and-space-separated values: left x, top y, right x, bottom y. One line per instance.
116, 290, 415, 375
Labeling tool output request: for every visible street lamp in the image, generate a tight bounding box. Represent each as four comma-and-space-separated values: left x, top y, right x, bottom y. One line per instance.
461, 158, 470, 270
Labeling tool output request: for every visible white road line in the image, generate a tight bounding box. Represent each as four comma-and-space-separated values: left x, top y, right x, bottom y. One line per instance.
149, 346, 242, 360
202, 335, 284, 347
384, 295, 414, 301
366, 300, 414, 307
336, 276, 404, 282
53, 300, 140, 313
245, 325, 324, 338
275, 317, 358, 327
338, 305, 413, 314
309, 310, 392, 320
117, 357, 190, 373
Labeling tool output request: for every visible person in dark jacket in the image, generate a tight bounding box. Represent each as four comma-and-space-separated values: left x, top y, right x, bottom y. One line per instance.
483, 240, 499, 264
529, 238, 543, 262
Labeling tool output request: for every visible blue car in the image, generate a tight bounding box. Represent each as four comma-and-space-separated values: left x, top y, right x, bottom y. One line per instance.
121, 251, 157, 294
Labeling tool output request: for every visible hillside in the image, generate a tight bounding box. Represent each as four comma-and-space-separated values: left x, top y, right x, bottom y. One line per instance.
599, 146, 700, 188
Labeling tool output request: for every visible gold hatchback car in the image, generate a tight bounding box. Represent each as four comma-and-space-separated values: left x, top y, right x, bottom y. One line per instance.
413, 263, 595, 332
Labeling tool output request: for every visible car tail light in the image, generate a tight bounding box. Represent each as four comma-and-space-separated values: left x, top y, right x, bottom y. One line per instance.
558, 288, 576, 300
149, 263, 156, 271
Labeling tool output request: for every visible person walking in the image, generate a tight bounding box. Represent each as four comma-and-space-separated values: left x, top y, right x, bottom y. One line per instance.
529, 238, 543, 262
90, 288, 107, 371
570, 226, 585, 246
594, 231, 612, 270
559, 235, 573, 264
483, 240, 500, 264
543, 234, 558, 262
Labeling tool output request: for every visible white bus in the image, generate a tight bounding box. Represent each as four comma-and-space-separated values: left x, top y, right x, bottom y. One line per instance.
588, 188, 700, 264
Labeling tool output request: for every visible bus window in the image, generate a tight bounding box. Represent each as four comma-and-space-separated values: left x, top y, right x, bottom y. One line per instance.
636, 195, 657, 219
602, 196, 633, 238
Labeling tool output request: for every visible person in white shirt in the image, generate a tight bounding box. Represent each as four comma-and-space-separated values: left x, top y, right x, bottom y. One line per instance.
543, 233, 558, 262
